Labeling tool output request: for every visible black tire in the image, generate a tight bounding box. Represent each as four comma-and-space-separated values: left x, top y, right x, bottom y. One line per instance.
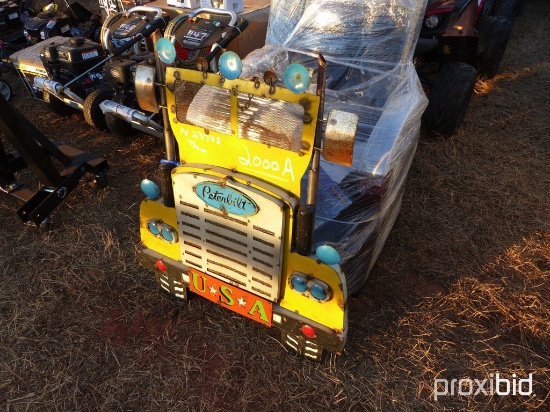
422, 62, 477, 137
43, 90, 75, 116
0, 80, 12, 101
476, 17, 513, 79
493, 0, 523, 19
83, 89, 112, 130
105, 112, 138, 138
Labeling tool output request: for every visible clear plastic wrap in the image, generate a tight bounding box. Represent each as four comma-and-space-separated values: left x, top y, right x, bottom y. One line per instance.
187, 0, 428, 293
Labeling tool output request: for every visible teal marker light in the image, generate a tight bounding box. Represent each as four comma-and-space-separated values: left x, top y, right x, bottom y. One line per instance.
283, 63, 310, 93
156, 37, 176, 65
218, 51, 242, 80
315, 245, 341, 266
141, 179, 160, 199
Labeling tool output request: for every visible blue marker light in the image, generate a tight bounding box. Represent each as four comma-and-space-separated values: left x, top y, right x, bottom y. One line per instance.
147, 220, 160, 236
161, 226, 177, 243
290, 275, 308, 293
156, 37, 176, 65
316, 245, 341, 265
310, 283, 329, 301
218, 51, 242, 80
283, 64, 310, 93
141, 179, 160, 199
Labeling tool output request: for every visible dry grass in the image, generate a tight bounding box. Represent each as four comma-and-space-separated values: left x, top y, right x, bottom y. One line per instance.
1, 0, 549, 410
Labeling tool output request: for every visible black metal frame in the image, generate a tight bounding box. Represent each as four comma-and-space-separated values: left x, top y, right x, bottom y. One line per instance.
0, 93, 108, 227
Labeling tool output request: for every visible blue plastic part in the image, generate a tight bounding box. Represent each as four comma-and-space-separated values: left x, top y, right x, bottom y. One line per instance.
283, 63, 310, 93
160, 159, 179, 166
310, 283, 329, 301
141, 179, 160, 199
316, 245, 341, 265
147, 220, 160, 236
161, 226, 175, 243
218, 51, 242, 80
290, 275, 308, 293
156, 37, 176, 65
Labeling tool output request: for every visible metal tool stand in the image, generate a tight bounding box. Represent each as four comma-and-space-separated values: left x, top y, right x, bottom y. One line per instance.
0, 94, 109, 228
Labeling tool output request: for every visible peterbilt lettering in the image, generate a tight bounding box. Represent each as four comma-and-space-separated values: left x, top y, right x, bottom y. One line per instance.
195, 182, 259, 216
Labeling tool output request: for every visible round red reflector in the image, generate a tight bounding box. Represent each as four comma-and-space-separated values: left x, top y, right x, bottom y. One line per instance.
301, 324, 316, 338
155, 260, 167, 271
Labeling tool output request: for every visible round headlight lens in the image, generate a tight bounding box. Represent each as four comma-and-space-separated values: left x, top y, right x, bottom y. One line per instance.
424, 14, 440, 30
147, 220, 160, 236
290, 274, 308, 293
310, 283, 330, 301
160, 226, 177, 243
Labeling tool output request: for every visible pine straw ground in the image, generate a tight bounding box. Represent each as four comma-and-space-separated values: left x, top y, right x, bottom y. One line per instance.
1, 0, 549, 410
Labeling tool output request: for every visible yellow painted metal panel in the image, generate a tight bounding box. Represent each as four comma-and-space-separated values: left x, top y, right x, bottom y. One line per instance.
280, 252, 346, 332
139, 199, 180, 262
165, 68, 320, 197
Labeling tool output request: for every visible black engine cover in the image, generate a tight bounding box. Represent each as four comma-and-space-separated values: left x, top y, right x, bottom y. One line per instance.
41, 37, 106, 74
105, 59, 136, 86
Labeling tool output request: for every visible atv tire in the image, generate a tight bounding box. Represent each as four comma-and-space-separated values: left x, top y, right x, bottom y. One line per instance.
43, 90, 75, 116
476, 17, 513, 79
83, 89, 112, 130
105, 112, 138, 138
422, 62, 477, 137
0, 80, 12, 101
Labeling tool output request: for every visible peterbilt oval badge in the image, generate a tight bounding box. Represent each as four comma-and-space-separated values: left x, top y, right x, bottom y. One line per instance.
194, 182, 259, 217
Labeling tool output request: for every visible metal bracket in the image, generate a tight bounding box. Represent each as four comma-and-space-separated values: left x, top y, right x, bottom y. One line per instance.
0, 94, 109, 227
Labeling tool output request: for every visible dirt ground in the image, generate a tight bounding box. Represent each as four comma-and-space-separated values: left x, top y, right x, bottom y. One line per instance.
1, 0, 549, 410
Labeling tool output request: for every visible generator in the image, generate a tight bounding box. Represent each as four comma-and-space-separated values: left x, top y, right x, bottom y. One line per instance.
100, 4, 176, 55
22, 2, 93, 44
10, 5, 168, 127
99, 7, 248, 138
164, 9, 240, 70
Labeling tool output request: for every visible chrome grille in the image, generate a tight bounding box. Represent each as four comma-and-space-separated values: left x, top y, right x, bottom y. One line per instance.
174, 173, 285, 301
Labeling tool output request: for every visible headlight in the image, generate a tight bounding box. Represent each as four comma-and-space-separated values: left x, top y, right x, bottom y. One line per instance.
147, 219, 161, 236
160, 225, 178, 244
424, 14, 440, 30
289, 273, 332, 303
290, 273, 308, 293
146, 219, 178, 243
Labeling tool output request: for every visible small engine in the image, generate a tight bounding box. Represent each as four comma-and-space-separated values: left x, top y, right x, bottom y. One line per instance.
40, 36, 106, 97
23, 2, 92, 43
0, 0, 24, 34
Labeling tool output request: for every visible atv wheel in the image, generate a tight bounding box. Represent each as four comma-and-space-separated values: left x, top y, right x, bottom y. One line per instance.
43, 90, 75, 116
476, 17, 513, 79
422, 62, 477, 137
83, 89, 112, 130
105, 113, 138, 138
0, 80, 12, 101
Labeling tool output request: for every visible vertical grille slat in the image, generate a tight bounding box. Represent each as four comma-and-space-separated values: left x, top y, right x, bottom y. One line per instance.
174, 173, 285, 301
